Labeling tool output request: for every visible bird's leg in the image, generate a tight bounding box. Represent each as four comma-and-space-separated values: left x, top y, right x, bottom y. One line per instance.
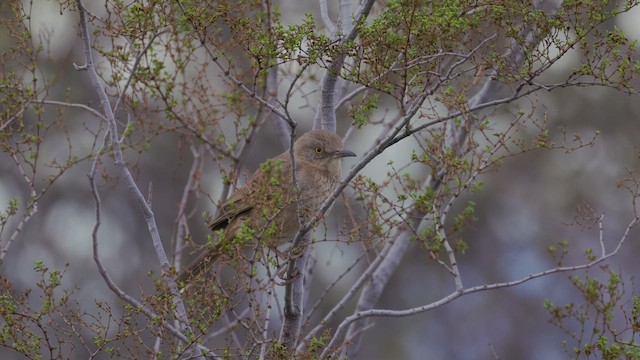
257, 247, 289, 281
273, 243, 306, 284
275, 265, 300, 286
288, 244, 306, 260
272, 246, 289, 263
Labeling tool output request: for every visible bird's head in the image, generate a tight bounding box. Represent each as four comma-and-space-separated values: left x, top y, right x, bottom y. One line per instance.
294, 129, 356, 168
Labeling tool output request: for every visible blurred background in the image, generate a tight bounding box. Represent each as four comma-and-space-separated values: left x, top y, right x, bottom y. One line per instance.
1, 1, 640, 359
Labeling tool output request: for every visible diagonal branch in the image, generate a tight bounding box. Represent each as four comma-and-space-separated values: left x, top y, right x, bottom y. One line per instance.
0, 156, 39, 263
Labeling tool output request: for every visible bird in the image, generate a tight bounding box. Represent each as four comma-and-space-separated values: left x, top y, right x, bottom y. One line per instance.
177, 129, 356, 285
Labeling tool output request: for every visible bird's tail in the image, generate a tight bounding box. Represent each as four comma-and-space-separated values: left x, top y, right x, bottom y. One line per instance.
177, 243, 223, 289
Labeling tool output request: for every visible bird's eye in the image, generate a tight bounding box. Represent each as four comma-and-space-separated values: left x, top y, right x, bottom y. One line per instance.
314, 147, 323, 153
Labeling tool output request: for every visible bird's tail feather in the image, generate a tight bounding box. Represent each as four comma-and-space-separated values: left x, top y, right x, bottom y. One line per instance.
177, 243, 222, 288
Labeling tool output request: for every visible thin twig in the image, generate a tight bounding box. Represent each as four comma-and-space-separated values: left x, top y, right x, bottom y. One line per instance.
113, 31, 162, 113
173, 144, 205, 271
297, 236, 396, 351
302, 252, 366, 325
174, 0, 294, 128
0, 156, 38, 263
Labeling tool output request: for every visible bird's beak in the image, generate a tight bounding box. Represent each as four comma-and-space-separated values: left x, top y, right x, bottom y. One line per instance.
335, 149, 356, 158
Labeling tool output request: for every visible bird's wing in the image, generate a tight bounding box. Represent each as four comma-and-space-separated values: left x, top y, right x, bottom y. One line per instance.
209, 152, 293, 231
209, 186, 253, 231
180, 153, 294, 286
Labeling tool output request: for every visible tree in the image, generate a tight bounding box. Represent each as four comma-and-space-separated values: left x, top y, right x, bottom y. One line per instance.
1, 0, 640, 358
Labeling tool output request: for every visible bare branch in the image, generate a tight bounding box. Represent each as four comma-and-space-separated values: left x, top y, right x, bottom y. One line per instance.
337, 0, 353, 37
318, 0, 336, 34
87, 133, 216, 357
279, 124, 305, 348
297, 234, 398, 352
38, 100, 109, 122
302, 252, 366, 325
259, 285, 275, 360
319, 0, 376, 131
279, 250, 309, 348
113, 31, 163, 113
267, 66, 291, 149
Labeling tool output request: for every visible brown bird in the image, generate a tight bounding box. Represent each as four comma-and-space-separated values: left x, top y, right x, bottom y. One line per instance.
178, 129, 356, 285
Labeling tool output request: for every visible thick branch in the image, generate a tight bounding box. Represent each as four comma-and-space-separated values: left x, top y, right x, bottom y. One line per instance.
280, 124, 302, 348
279, 250, 309, 348
319, 0, 375, 131
318, 0, 336, 33
268, 66, 290, 149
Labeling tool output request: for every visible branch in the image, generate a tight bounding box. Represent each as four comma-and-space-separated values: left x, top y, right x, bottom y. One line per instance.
259, 284, 275, 360
318, 0, 336, 34
338, 197, 423, 358
337, 0, 353, 37
173, 144, 204, 272
279, 249, 309, 348
0, 156, 38, 263
258, 0, 290, 149
296, 231, 398, 352
302, 252, 366, 326
201, 308, 250, 344
319, 0, 376, 131
267, 65, 290, 149
321, 211, 639, 358
113, 31, 162, 113
279, 124, 303, 348
38, 100, 109, 122
74, 1, 200, 356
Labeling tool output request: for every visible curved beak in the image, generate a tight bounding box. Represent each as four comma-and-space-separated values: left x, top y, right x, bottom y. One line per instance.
335, 149, 356, 158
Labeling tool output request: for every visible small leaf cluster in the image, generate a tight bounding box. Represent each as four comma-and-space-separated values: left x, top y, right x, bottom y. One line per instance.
545, 267, 640, 359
